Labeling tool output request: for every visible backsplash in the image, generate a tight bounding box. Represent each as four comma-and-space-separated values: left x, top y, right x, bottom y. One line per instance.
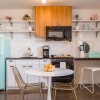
9, 33, 74, 57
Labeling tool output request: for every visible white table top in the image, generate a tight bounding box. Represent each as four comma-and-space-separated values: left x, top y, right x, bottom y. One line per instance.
25, 68, 74, 77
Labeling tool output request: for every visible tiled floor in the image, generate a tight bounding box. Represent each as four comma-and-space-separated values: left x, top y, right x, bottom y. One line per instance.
1, 86, 100, 100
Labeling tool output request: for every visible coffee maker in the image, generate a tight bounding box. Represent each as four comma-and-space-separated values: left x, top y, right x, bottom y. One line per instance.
42, 45, 50, 58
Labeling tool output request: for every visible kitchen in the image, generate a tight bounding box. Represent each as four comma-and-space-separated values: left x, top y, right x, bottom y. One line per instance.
1, 0, 100, 100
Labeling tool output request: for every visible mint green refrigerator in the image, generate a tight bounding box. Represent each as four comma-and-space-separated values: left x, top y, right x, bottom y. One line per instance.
0, 37, 10, 90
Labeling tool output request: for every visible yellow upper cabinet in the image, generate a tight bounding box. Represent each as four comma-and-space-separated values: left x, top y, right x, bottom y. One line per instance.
35, 6, 72, 37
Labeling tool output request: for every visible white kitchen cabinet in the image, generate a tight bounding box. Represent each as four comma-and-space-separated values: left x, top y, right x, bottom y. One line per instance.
16, 65, 27, 84
6, 60, 16, 89
28, 65, 40, 83
16, 60, 29, 84
27, 59, 40, 83
39, 59, 51, 87
16, 60, 40, 85
40, 59, 51, 65
6, 59, 51, 89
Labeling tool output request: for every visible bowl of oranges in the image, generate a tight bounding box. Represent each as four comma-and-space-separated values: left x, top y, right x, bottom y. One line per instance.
44, 64, 55, 72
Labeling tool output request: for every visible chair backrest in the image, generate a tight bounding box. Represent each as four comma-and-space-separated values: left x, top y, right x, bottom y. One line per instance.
74, 66, 82, 89
12, 67, 26, 89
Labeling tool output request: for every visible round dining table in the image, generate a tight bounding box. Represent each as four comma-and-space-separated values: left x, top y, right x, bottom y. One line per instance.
25, 68, 74, 100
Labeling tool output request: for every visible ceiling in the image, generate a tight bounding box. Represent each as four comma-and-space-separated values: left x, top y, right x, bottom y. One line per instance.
0, 0, 100, 9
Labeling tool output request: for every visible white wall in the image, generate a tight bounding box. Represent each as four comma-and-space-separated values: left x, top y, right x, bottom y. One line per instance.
0, 9, 75, 58
72, 9, 100, 57
0, 9, 100, 58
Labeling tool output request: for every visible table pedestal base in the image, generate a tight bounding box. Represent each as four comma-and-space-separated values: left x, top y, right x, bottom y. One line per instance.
47, 77, 52, 100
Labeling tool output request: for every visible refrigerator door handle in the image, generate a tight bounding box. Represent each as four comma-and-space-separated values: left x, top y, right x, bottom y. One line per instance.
10, 66, 14, 67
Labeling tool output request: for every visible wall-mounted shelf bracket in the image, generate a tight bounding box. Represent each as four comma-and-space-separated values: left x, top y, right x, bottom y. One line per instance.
10, 32, 13, 39
75, 21, 78, 26
29, 22, 31, 26
9, 19, 13, 27
75, 31, 78, 37
96, 31, 99, 38
95, 21, 99, 28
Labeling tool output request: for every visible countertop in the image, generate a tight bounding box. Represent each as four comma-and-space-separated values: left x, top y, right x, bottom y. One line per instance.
74, 58, 100, 60
6, 57, 100, 60
6, 57, 51, 60
6, 57, 74, 60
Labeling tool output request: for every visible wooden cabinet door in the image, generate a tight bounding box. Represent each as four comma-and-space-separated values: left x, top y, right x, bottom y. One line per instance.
51, 6, 61, 26
45, 6, 51, 26
35, 6, 51, 37
59, 6, 72, 26
35, 6, 45, 37
64, 6, 72, 26
51, 6, 72, 26
59, 6, 66, 26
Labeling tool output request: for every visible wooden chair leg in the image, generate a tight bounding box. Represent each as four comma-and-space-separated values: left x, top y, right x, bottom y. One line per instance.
73, 90, 78, 100
52, 89, 54, 100
20, 93, 24, 100
40, 89, 44, 100
53, 89, 57, 100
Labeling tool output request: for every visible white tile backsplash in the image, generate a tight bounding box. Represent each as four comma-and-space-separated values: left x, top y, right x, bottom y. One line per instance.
3, 32, 73, 57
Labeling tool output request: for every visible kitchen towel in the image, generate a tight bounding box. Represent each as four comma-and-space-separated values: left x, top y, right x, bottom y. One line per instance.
60, 62, 66, 69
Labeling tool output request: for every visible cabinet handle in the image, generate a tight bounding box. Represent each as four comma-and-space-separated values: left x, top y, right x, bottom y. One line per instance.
29, 66, 32, 67
10, 66, 14, 67
43, 60, 47, 62
22, 66, 26, 67
9, 60, 13, 62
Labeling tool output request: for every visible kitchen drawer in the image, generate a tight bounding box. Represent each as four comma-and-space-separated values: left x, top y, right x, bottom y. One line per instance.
16, 60, 39, 65
6, 60, 16, 66
40, 59, 51, 65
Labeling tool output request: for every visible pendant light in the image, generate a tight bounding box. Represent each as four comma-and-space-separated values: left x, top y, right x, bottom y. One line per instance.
42, 0, 46, 3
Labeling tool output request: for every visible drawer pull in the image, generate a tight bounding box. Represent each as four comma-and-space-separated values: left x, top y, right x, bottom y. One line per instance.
22, 66, 26, 67
29, 66, 32, 67
9, 60, 13, 62
43, 60, 47, 62
10, 66, 14, 67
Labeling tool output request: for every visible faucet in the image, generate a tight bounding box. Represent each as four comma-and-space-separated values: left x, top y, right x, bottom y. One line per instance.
27, 47, 33, 57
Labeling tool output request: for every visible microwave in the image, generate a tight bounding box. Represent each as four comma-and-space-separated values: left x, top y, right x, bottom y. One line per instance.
46, 26, 72, 41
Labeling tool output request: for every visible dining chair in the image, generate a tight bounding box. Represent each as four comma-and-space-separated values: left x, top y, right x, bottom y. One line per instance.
52, 67, 82, 100
12, 67, 45, 100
